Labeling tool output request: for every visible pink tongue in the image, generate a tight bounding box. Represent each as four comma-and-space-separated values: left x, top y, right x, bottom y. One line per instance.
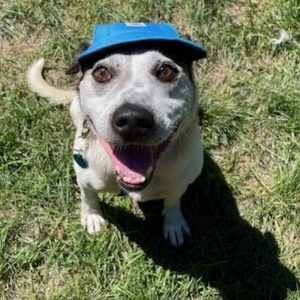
100, 140, 153, 185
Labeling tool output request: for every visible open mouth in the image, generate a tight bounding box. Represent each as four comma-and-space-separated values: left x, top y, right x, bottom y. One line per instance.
99, 137, 171, 192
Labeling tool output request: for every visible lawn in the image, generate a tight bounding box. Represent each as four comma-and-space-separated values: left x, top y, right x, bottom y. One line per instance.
0, 0, 299, 299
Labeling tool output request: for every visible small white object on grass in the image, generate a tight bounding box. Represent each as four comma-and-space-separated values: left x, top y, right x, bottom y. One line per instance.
270, 29, 292, 45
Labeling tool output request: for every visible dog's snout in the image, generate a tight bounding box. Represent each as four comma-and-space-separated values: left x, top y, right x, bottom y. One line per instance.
112, 103, 154, 141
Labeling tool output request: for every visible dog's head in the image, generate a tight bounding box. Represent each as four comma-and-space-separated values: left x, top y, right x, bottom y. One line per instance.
67, 24, 206, 192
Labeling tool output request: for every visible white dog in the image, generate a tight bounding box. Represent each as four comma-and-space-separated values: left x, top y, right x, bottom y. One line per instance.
27, 22, 207, 247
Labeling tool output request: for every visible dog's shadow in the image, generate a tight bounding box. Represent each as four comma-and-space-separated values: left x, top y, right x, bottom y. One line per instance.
101, 152, 298, 299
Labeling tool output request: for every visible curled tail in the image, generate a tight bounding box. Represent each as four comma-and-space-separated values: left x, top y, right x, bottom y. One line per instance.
26, 58, 76, 105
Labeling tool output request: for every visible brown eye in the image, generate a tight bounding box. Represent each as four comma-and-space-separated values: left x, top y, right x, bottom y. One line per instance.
156, 64, 178, 82
93, 66, 112, 82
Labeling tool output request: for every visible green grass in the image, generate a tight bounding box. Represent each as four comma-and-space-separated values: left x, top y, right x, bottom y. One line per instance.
0, 0, 299, 299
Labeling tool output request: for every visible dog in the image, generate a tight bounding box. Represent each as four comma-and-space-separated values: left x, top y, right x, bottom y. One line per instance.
27, 22, 207, 247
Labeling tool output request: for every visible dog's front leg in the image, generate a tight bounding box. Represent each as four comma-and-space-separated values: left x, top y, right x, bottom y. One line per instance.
163, 188, 190, 247
80, 186, 105, 234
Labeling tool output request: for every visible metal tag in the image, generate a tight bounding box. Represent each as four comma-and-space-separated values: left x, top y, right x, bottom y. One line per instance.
72, 119, 90, 169
73, 153, 88, 169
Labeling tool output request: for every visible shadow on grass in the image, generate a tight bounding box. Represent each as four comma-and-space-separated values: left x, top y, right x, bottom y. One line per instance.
102, 151, 299, 300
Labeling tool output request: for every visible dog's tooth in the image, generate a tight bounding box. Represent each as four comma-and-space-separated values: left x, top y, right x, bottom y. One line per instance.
115, 166, 120, 174
146, 166, 154, 177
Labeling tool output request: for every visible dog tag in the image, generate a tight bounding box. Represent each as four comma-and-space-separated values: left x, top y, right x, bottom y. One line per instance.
73, 153, 88, 168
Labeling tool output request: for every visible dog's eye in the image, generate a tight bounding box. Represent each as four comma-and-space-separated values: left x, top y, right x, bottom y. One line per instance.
156, 64, 178, 82
93, 66, 112, 83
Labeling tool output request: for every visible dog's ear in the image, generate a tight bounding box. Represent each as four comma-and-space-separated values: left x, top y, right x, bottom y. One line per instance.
65, 41, 90, 75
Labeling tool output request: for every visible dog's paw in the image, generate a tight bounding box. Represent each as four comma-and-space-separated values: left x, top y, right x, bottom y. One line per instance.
163, 214, 190, 247
81, 213, 106, 234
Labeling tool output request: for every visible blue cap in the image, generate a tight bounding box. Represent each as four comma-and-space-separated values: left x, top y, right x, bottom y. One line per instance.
77, 22, 207, 65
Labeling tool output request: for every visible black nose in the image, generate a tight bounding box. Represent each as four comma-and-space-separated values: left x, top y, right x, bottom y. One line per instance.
112, 103, 154, 141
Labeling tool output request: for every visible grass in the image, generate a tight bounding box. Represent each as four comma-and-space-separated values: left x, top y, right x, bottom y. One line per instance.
0, 0, 299, 299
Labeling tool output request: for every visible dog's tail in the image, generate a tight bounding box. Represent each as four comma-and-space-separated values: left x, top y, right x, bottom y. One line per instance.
26, 58, 76, 105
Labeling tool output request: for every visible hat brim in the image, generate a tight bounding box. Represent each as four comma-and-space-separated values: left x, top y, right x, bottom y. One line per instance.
77, 37, 207, 66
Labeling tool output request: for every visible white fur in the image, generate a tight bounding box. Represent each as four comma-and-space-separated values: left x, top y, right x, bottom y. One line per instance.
27, 52, 204, 247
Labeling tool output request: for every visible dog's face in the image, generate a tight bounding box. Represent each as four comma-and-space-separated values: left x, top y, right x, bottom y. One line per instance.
78, 50, 198, 191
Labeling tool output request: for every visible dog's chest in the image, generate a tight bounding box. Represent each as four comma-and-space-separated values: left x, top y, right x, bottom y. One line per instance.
128, 187, 169, 203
